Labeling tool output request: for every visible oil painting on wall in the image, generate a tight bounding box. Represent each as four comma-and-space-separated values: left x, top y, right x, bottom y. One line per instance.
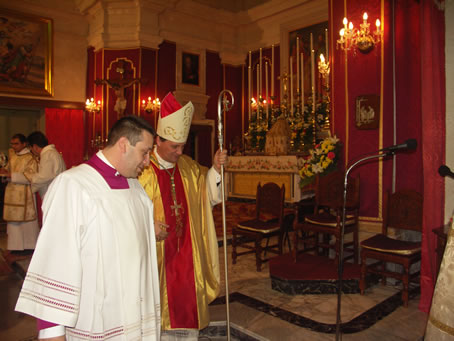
0, 9, 53, 96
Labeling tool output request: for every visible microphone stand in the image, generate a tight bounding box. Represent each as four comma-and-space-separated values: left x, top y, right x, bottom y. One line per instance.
217, 90, 234, 341
335, 151, 392, 341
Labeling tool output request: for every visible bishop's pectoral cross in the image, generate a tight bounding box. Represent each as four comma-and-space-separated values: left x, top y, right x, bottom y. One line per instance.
170, 175, 184, 251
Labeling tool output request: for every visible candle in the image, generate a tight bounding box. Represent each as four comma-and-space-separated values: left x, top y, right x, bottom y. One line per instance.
310, 33, 315, 113
325, 28, 329, 60
265, 62, 269, 121
296, 37, 300, 93
271, 44, 274, 97
300, 52, 304, 112
290, 56, 294, 116
259, 48, 262, 101
249, 50, 251, 68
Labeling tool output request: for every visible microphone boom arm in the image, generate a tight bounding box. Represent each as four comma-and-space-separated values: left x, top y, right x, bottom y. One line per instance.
335, 152, 389, 340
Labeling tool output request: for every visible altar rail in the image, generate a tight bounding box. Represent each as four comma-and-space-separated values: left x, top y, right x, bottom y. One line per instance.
225, 155, 308, 203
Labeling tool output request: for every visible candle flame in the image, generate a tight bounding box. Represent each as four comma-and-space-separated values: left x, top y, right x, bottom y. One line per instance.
363, 12, 368, 21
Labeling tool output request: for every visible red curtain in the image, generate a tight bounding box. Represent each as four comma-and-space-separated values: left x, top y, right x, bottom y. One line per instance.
45, 108, 85, 169
418, 0, 446, 312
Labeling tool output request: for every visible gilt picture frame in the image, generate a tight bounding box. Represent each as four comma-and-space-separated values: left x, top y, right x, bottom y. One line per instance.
356, 94, 380, 130
0, 9, 53, 96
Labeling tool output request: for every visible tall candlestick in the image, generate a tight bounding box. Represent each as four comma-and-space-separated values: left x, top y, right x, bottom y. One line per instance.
296, 37, 300, 93
301, 52, 304, 113
265, 62, 269, 121
259, 48, 263, 101
325, 28, 329, 60
311, 33, 315, 113
290, 56, 294, 116
271, 45, 274, 97
249, 51, 252, 121
257, 67, 260, 121
248, 66, 252, 120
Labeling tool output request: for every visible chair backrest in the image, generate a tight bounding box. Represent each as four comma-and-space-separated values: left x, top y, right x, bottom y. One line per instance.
314, 170, 360, 211
255, 182, 285, 223
383, 189, 423, 234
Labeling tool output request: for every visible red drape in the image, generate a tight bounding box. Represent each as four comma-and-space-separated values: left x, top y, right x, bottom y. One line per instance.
418, 0, 446, 312
45, 108, 85, 169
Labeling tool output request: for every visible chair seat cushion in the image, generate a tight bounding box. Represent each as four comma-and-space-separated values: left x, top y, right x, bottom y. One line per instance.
237, 218, 280, 234
304, 212, 356, 227
361, 234, 421, 255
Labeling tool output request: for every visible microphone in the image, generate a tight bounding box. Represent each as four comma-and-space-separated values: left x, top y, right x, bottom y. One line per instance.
380, 139, 417, 152
439, 165, 454, 178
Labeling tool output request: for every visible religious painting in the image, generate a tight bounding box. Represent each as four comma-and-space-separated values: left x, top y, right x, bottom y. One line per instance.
289, 21, 328, 104
182, 52, 199, 86
356, 94, 380, 130
0, 9, 53, 96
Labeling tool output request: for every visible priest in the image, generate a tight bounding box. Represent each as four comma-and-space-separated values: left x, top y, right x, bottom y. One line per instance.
15, 116, 161, 340
139, 92, 227, 340
0, 133, 39, 252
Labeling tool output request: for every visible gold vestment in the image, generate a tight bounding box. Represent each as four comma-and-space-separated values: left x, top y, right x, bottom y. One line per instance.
3, 148, 38, 222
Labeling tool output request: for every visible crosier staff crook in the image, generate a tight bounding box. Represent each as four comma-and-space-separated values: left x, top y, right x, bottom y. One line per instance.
217, 89, 234, 341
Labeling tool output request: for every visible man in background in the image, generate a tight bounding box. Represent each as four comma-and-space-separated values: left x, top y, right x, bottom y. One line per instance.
16, 116, 161, 340
0, 133, 39, 253
139, 92, 227, 340
26, 131, 66, 198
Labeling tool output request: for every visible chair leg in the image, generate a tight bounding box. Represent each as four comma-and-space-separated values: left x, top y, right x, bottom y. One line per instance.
360, 252, 367, 295
264, 237, 270, 257
292, 228, 299, 262
232, 231, 237, 265
278, 232, 283, 255
255, 236, 263, 272
353, 229, 359, 264
402, 267, 409, 307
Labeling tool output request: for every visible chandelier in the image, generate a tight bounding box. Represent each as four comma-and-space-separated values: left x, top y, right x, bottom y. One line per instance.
337, 13, 382, 54
142, 96, 161, 114
85, 98, 101, 113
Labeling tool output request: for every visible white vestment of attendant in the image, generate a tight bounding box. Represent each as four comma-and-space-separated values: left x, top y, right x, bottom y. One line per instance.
27, 144, 66, 198
15, 161, 161, 340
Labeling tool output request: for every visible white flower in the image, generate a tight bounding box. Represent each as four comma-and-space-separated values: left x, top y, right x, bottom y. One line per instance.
312, 163, 324, 173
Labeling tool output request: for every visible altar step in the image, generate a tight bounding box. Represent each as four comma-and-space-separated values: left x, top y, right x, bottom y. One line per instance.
269, 253, 362, 295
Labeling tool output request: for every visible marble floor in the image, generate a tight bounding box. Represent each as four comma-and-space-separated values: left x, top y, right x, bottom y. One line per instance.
0, 225, 428, 341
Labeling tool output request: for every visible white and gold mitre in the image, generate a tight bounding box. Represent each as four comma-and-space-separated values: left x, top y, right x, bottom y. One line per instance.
156, 92, 194, 143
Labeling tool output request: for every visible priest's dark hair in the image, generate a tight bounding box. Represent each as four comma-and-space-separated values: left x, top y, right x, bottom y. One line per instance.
27, 131, 49, 148
12, 133, 27, 143
106, 115, 156, 147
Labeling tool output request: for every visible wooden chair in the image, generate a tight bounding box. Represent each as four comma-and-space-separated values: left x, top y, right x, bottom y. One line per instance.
359, 189, 423, 307
292, 170, 360, 266
232, 182, 285, 271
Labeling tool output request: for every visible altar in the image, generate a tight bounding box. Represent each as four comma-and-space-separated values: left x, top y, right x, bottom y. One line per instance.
225, 155, 308, 203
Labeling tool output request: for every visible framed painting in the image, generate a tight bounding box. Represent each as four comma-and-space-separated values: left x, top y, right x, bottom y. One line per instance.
356, 94, 380, 130
0, 9, 53, 96
181, 52, 199, 86
289, 21, 328, 103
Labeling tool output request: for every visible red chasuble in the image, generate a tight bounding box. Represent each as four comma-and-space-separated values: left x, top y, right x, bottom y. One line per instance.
150, 162, 198, 328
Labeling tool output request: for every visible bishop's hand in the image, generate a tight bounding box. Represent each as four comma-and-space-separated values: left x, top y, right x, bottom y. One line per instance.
154, 220, 169, 242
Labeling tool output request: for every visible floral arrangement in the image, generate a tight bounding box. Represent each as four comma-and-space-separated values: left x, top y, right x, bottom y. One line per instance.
298, 135, 341, 188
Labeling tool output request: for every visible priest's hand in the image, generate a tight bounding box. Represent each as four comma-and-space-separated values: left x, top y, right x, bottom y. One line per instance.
213, 149, 228, 174
155, 220, 169, 242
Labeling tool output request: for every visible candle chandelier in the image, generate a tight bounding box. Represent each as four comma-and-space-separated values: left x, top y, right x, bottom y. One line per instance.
142, 96, 161, 114
85, 98, 101, 113
337, 13, 383, 54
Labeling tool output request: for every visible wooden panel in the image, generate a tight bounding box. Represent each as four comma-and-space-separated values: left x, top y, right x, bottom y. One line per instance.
231, 172, 292, 201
